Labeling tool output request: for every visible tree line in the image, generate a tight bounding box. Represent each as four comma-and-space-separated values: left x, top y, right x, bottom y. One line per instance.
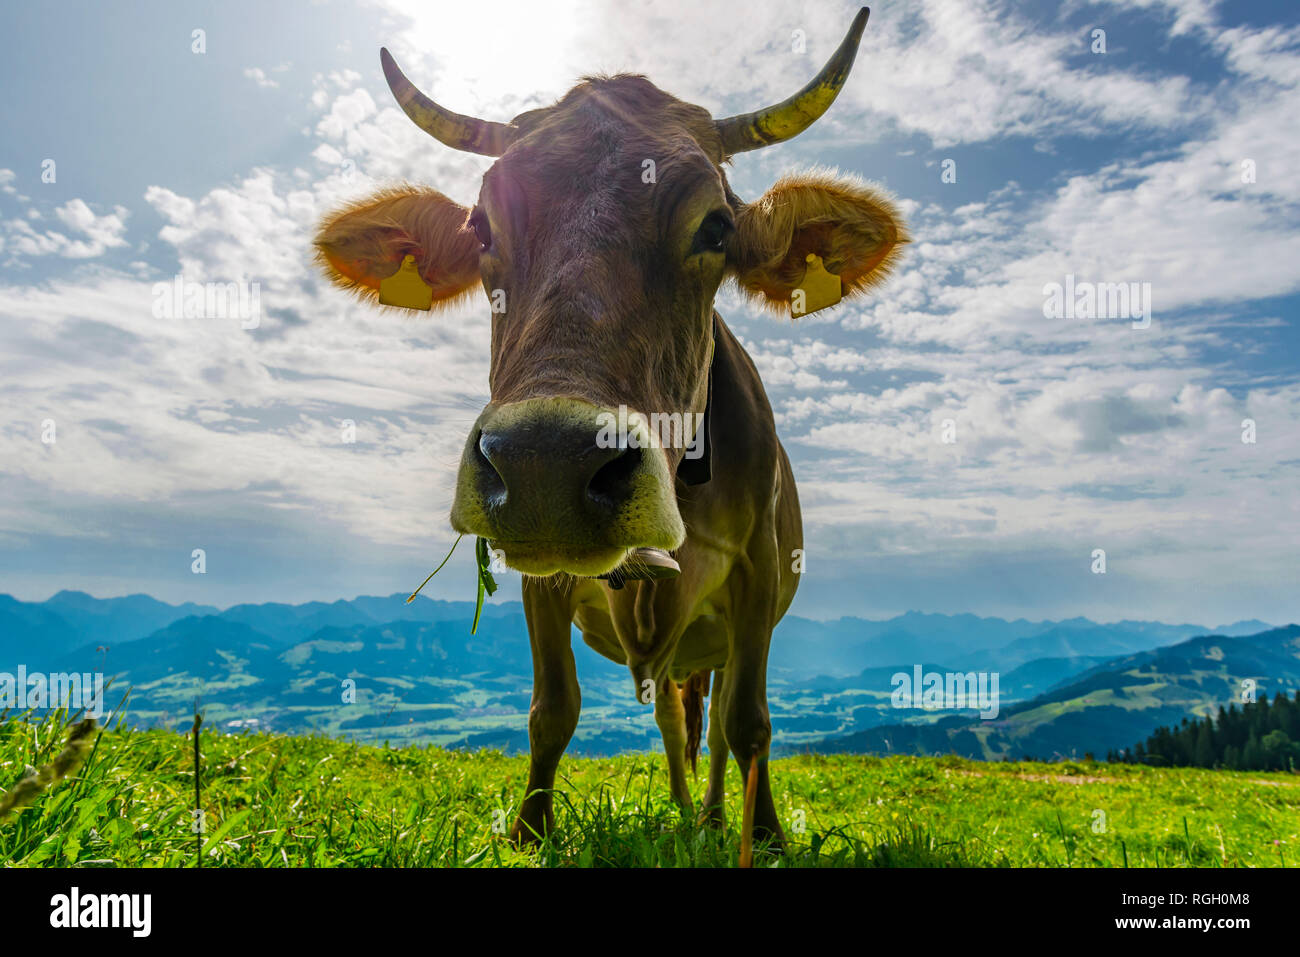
1108, 690, 1300, 771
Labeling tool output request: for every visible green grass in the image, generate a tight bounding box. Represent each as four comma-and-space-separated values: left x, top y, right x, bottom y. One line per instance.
1, 707, 1295, 867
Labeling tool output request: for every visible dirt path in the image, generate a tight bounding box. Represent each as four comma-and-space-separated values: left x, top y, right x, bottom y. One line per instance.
947, 769, 1117, 784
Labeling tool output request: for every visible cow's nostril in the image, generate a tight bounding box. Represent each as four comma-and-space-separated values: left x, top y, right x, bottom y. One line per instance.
587, 445, 642, 509
474, 430, 507, 502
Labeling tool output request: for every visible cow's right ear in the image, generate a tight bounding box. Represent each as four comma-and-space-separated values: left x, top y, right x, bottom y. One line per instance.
727, 170, 907, 315
313, 185, 481, 311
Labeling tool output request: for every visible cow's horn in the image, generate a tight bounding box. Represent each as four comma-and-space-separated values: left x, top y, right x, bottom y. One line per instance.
380, 48, 517, 156
714, 6, 870, 155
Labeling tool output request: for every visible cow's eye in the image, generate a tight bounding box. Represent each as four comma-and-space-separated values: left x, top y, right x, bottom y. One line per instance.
469, 209, 492, 252
692, 211, 734, 255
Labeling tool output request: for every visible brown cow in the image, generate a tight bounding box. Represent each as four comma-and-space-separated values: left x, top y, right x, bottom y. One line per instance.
314, 7, 906, 863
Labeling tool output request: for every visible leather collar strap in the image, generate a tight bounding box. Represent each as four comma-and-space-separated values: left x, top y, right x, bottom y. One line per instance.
597, 317, 715, 588
676, 315, 715, 487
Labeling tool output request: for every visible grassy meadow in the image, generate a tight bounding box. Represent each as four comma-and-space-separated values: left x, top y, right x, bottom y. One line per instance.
1, 708, 1295, 867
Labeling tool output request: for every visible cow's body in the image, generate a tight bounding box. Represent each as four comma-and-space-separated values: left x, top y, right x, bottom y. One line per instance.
523, 314, 801, 836
314, 7, 905, 861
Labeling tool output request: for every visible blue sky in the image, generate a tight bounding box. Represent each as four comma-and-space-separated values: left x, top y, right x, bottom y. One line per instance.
1, 0, 1297, 626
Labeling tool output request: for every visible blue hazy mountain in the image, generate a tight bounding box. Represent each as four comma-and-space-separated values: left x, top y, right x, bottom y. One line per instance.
1, 589, 1286, 757
216, 593, 524, 646
767, 610, 1273, 676
1, 590, 220, 659
0, 591, 518, 658
3, 590, 1273, 677
806, 625, 1300, 762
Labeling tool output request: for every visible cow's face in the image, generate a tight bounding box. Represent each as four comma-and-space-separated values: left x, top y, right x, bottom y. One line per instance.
314, 11, 906, 577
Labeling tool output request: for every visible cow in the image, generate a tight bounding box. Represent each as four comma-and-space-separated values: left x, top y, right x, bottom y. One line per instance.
313, 6, 906, 864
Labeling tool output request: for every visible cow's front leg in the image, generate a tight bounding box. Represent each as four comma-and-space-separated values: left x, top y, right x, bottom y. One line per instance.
722, 639, 784, 862
653, 678, 694, 812
512, 581, 580, 847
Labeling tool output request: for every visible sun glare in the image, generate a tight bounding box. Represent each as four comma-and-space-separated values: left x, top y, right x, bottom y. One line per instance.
389, 0, 588, 118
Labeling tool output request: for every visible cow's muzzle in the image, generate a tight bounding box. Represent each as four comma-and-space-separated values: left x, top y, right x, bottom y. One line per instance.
450, 398, 686, 576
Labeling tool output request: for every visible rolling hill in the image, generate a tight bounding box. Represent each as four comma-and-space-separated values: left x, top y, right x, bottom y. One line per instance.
808, 625, 1300, 761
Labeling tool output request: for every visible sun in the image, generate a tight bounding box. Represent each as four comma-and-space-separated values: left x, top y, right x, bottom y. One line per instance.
386, 0, 588, 118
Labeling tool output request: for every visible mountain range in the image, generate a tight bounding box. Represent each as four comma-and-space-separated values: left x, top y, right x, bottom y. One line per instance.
0, 589, 1289, 759
805, 625, 1300, 761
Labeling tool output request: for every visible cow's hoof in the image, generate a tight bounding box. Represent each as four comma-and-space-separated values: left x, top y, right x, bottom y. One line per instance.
763, 833, 787, 856
696, 799, 726, 829
752, 825, 787, 858
510, 814, 551, 848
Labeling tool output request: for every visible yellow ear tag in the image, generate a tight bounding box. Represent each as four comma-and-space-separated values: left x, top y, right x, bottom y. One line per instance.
379, 255, 433, 311
791, 253, 842, 318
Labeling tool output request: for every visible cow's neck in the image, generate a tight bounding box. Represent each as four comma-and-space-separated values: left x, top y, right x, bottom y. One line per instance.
676, 312, 717, 487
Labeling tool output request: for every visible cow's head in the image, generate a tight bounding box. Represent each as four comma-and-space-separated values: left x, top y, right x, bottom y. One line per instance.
315, 7, 905, 577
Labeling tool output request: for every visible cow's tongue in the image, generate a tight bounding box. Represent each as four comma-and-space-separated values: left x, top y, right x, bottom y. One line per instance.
598, 547, 681, 589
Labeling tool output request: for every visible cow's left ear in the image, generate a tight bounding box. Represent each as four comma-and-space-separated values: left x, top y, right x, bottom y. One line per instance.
728, 170, 907, 312
313, 185, 481, 312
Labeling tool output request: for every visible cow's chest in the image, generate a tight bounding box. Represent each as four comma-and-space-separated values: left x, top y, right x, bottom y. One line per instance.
572, 593, 730, 682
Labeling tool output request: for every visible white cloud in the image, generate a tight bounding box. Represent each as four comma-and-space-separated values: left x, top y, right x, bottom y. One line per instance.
243, 67, 279, 89
841, 0, 1201, 147
2, 198, 129, 259
0, 0, 1296, 621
